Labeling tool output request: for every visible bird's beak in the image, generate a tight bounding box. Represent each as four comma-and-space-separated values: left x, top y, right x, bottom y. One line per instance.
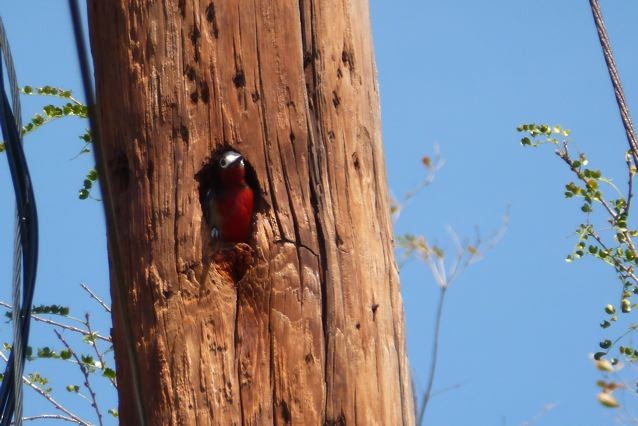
225, 152, 243, 167
229, 156, 244, 168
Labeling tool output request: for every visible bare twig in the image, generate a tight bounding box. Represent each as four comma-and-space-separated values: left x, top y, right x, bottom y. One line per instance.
54, 331, 104, 426
520, 402, 558, 426
416, 213, 508, 425
20, 414, 87, 424
0, 352, 89, 426
417, 286, 447, 426
392, 146, 444, 221
0, 301, 111, 343
80, 283, 111, 314
429, 381, 468, 398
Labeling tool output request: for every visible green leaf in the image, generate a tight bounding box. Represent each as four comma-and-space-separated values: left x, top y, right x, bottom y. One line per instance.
37, 347, 57, 358
80, 355, 94, 365
66, 385, 80, 393
79, 129, 92, 142
103, 367, 116, 379
82, 333, 97, 344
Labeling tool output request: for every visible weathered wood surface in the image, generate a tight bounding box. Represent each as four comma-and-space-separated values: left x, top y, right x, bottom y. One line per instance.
88, 1, 413, 424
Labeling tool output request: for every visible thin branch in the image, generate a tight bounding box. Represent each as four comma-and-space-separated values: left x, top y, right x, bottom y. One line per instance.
557, 144, 638, 257
587, 230, 638, 285
556, 144, 617, 221
625, 152, 634, 215
417, 286, 447, 426
0, 352, 89, 426
0, 301, 111, 343
429, 381, 468, 398
20, 414, 86, 424
520, 402, 558, 426
392, 147, 444, 221
69, 143, 91, 161
80, 283, 111, 314
54, 331, 104, 426
416, 214, 508, 424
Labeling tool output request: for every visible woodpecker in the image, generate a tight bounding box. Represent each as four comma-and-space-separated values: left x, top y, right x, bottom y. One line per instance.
203, 150, 255, 243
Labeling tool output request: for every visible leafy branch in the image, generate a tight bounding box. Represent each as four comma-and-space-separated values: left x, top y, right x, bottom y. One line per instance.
0, 85, 97, 200
518, 122, 638, 409
0, 284, 117, 423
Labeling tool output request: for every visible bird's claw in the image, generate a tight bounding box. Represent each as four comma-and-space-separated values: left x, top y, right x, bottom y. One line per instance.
211, 227, 220, 240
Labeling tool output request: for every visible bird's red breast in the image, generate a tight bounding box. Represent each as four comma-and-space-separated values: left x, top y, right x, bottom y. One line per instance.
214, 184, 254, 243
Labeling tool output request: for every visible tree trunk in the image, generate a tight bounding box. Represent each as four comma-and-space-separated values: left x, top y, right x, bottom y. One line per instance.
88, 1, 414, 424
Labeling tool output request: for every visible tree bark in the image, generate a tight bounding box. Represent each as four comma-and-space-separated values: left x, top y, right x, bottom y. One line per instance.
88, 1, 413, 425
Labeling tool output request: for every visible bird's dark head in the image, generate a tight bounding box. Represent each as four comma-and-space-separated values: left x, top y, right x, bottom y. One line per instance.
215, 150, 246, 185
218, 150, 244, 169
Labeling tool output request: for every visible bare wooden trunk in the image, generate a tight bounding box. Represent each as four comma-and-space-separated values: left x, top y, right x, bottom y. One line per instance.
88, 1, 413, 424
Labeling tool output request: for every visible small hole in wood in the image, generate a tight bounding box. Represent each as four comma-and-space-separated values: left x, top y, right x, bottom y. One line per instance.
190, 26, 201, 45
179, 125, 189, 144
352, 152, 360, 170
280, 401, 292, 423
185, 66, 196, 81
371, 303, 379, 321
233, 70, 246, 88
205, 3, 219, 38
111, 150, 130, 192
332, 91, 340, 108
200, 82, 210, 103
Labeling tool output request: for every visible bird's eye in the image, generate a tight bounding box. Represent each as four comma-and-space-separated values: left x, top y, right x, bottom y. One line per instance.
220, 159, 228, 167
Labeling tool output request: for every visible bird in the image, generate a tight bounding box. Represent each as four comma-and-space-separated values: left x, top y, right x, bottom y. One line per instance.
203, 150, 255, 243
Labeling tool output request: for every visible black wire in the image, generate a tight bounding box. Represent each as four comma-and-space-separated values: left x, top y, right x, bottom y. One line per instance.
0, 57, 39, 424
66, 2, 146, 424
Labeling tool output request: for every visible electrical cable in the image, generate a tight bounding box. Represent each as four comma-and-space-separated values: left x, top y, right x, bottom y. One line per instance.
589, 0, 638, 165
0, 17, 23, 426
66, 2, 147, 424
0, 18, 39, 426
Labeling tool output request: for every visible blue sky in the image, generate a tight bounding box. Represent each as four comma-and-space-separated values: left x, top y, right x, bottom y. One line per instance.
1, 1, 638, 425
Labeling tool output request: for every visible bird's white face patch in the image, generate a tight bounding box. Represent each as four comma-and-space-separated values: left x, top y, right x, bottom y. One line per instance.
220, 151, 242, 169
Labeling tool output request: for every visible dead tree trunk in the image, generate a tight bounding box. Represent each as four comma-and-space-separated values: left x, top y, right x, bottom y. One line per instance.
88, 1, 414, 424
